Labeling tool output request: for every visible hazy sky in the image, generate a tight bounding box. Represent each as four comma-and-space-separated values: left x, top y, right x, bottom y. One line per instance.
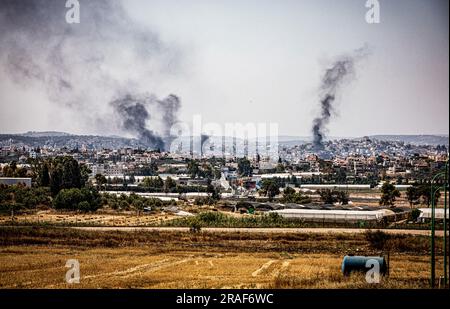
0, 0, 448, 137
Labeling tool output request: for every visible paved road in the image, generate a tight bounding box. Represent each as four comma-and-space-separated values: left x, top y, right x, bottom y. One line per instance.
72, 226, 445, 236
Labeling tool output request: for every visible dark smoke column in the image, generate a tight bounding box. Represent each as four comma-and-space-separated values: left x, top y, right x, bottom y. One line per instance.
158, 94, 181, 138
158, 94, 181, 150
111, 95, 165, 151
200, 134, 210, 158
312, 45, 370, 150
111, 93, 182, 151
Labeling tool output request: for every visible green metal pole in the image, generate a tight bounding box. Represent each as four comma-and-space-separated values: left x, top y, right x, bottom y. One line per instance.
444, 161, 448, 286
430, 171, 446, 288
431, 183, 436, 288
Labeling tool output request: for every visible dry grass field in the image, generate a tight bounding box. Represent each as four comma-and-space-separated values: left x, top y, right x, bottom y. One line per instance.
0, 227, 445, 289
0, 211, 177, 226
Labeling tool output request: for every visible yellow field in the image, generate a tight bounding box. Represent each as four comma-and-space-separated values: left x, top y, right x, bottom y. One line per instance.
0, 246, 440, 289
0, 211, 177, 226
0, 227, 445, 289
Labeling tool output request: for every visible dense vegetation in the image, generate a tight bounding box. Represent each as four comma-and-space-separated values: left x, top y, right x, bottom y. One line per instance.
162, 211, 396, 229
317, 189, 349, 205
0, 184, 51, 214
0, 226, 441, 256
1, 158, 99, 213
281, 187, 312, 204
379, 182, 401, 206
101, 192, 176, 211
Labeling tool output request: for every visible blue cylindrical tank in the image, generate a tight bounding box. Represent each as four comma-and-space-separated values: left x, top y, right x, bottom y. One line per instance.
341, 256, 387, 276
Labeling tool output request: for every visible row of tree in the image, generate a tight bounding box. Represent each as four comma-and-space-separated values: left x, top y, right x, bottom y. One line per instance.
0, 184, 51, 213
187, 160, 221, 179
1, 161, 28, 178
406, 184, 440, 207
30, 157, 91, 196
379, 182, 441, 207
20, 157, 100, 212
101, 192, 176, 211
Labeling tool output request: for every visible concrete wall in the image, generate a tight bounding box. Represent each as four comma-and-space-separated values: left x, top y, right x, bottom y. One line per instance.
0, 177, 32, 188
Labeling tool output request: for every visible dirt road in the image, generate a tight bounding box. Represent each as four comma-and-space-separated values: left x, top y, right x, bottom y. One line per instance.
72, 226, 444, 236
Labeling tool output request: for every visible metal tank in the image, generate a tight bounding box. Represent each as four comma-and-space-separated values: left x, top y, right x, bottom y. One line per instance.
341, 255, 388, 276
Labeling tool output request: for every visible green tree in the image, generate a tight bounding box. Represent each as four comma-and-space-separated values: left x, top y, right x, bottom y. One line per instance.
53, 188, 101, 212
406, 185, 421, 208
164, 176, 177, 193
317, 189, 349, 205
1, 161, 27, 178
418, 184, 441, 207
79, 164, 92, 187
291, 175, 299, 187
379, 182, 401, 206
337, 191, 350, 205
95, 174, 107, 191
238, 157, 252, 177
50, 168, 62, 197
129, 175, 136, 184
59, 157, 81, 189
45, 157, 84, 196
0, 184, 51, 212
187, 160, 199, 179
283, 186, 295, 196
282, 187, 311, 204
77, 201, 91, 212
214, 168, 222, 180
276, 163, 285, 173
142, 176, 164, 189
40, 163, 50, 187
260, 179, 280, 201
206, 179, 221, 201
405, 184, 440, 207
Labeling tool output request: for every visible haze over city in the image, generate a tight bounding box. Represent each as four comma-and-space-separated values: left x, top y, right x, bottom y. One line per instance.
1, 0, 450, 295
0, 0, 448, 139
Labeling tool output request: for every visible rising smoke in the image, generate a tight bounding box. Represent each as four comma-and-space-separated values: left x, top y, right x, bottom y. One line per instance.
0, 0, 182, 149
111, 93, 181, 150
312, 45, 370, 150
158, 94, 181, 139
200, 134, 210, 156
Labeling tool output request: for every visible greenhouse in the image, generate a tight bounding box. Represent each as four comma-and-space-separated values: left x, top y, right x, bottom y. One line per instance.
270, 208, 390, 222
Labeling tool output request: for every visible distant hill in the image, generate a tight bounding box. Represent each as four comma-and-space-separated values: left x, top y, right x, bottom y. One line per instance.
0, 133, 147, 150
1, 131, 448, 150
369, 135, 449, 146
21, 131, 73, 137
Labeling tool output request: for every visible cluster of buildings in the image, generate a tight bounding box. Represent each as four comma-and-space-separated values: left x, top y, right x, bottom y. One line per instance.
0, 135, 448, 194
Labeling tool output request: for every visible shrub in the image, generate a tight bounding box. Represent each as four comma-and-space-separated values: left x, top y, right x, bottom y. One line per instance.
317, 189, 349, 205
267, 212, 282, 222
235, 201, 252, 210
194, 196, 216, 206
411, 208, 421, 221
189, 219, 202, 233
365, 230, 391, 250
0, 185, 51, 211
53, 188, 101, 212
77, 201, 91, 212
197, 211, 225, 224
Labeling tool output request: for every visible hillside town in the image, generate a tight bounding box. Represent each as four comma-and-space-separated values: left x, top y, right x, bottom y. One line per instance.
1, 135, 447, 191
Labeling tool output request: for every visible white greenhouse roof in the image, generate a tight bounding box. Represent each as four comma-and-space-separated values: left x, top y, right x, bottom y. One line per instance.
419, 208, 449, 219
270, 209, 387, 221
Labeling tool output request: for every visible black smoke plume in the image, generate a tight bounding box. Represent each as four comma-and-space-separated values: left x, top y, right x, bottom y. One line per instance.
200, 134, 210, 157
158, 94, 181, 138
312, 45, 370, 149
0, 0, 182, 145
111, 93, 181, 150
111, 95, 164, 150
